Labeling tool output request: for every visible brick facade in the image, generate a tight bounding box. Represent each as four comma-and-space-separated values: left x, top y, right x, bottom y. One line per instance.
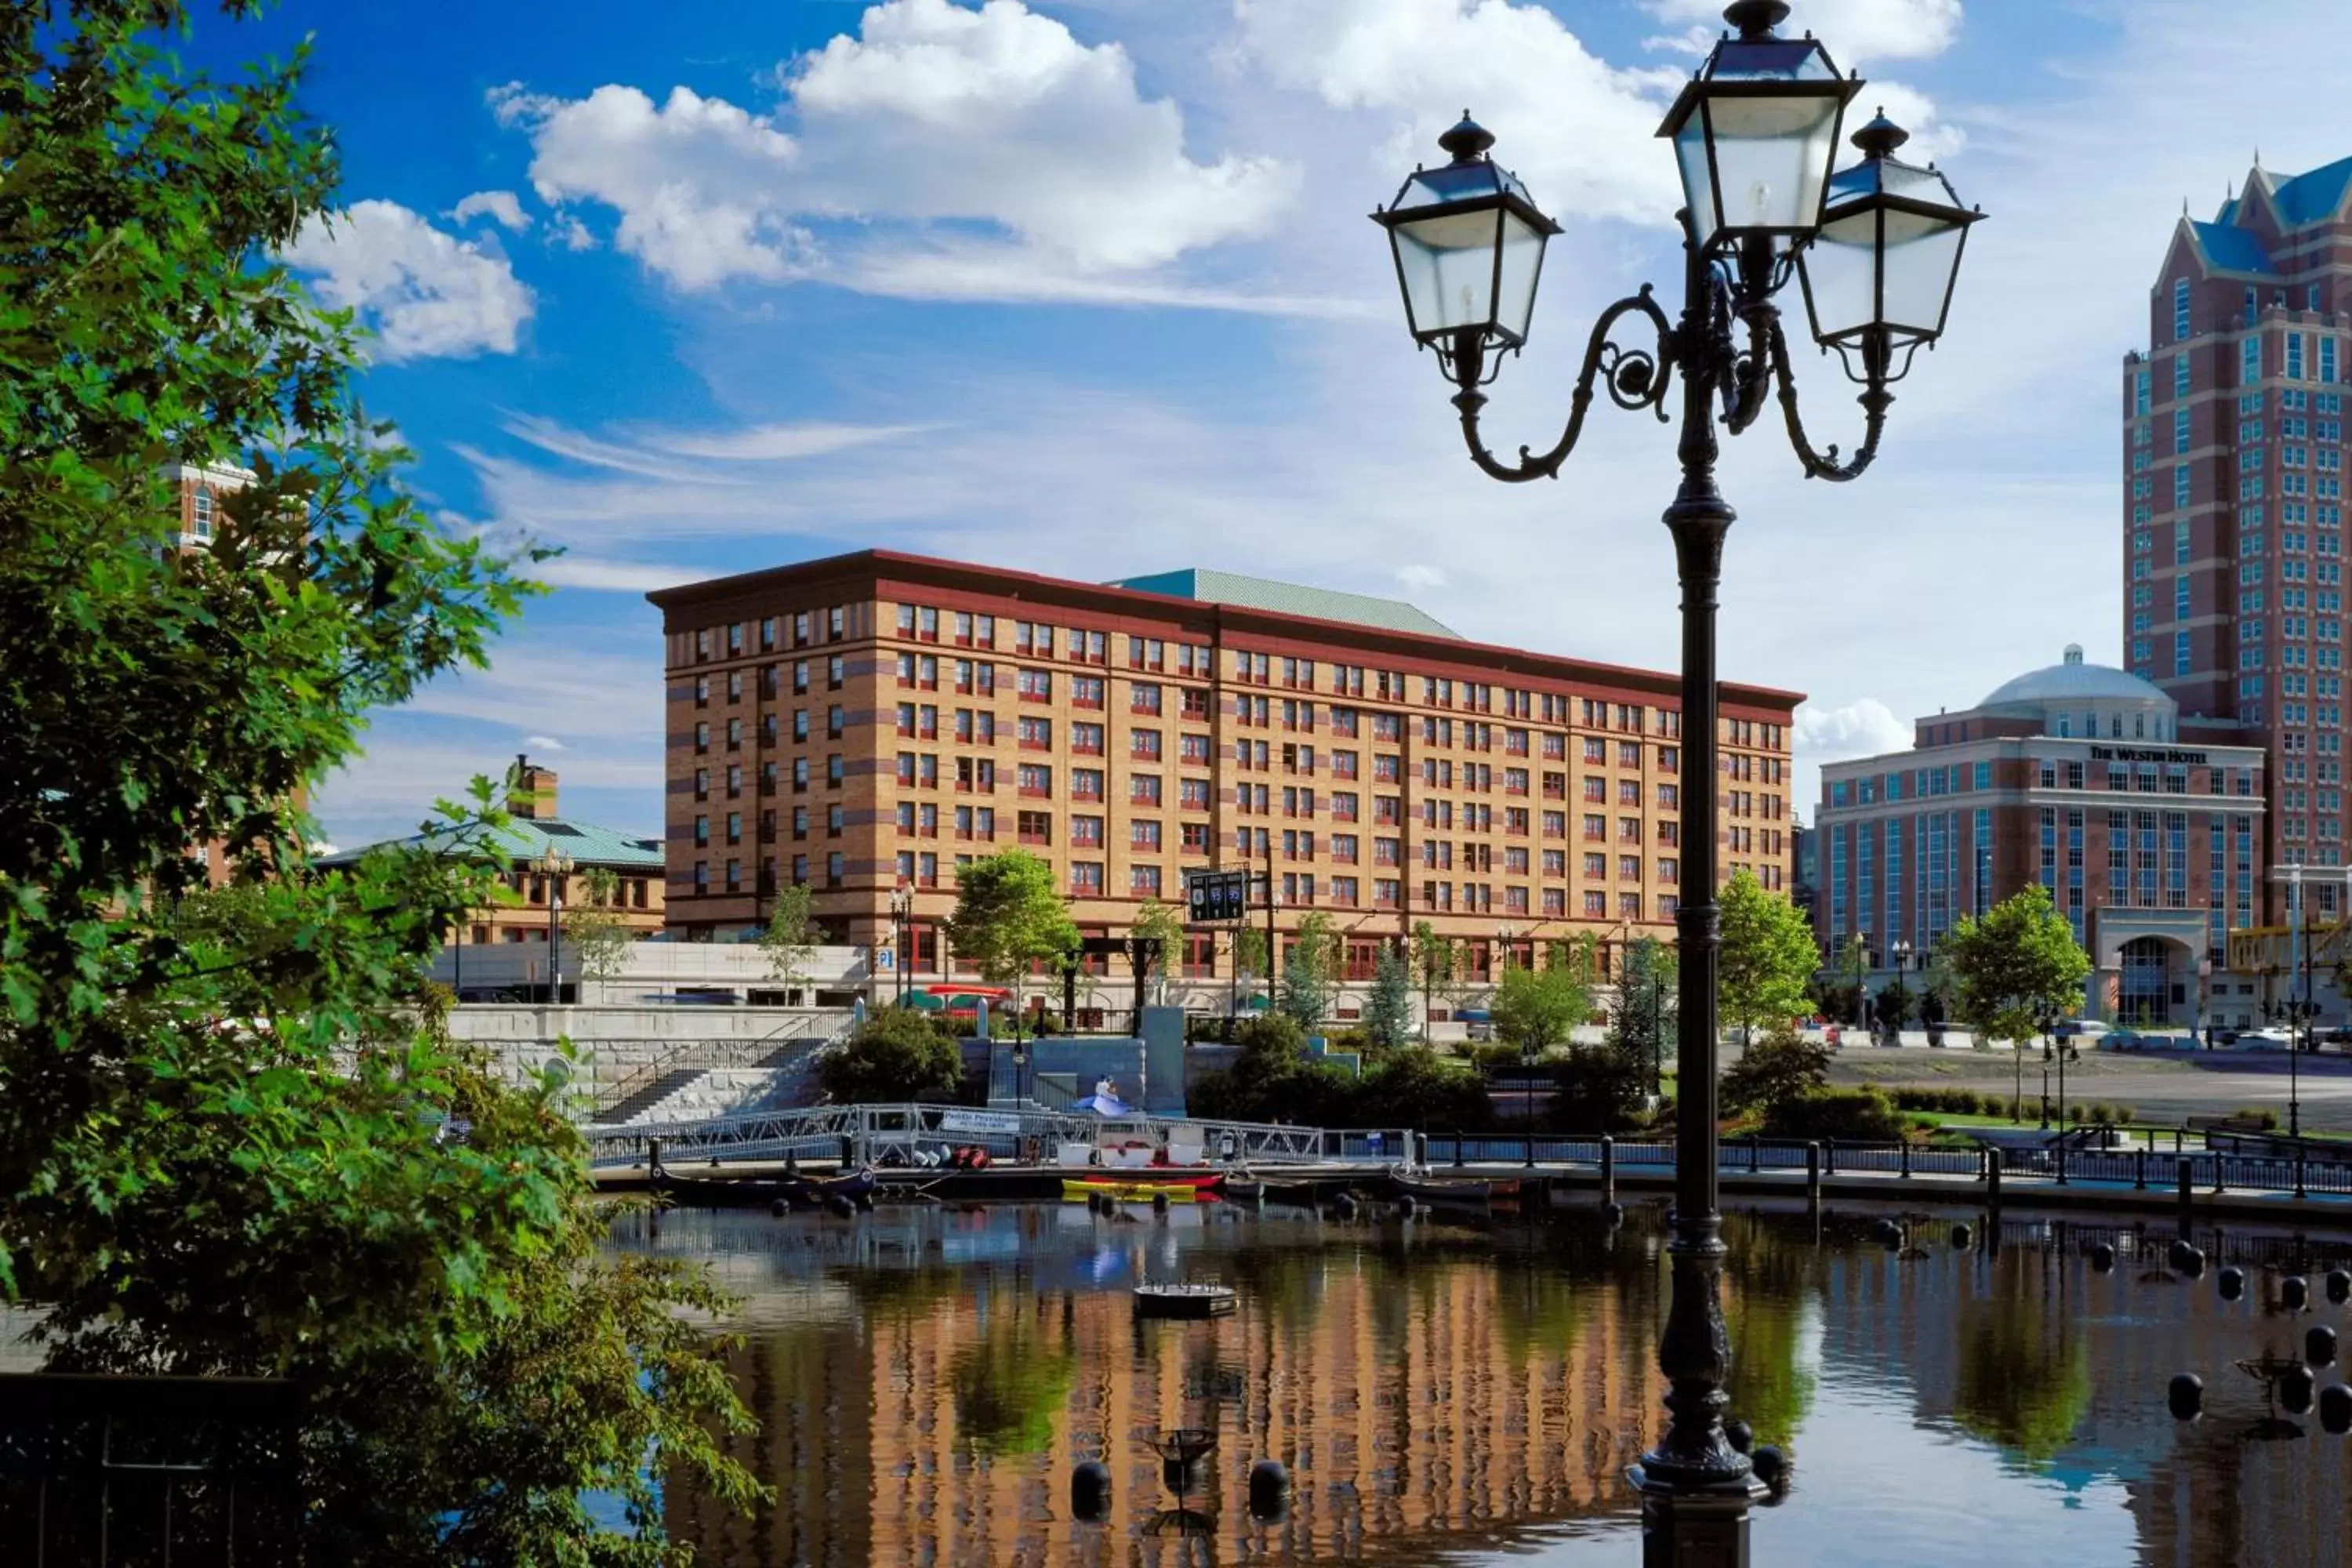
648, 550, 1801, 988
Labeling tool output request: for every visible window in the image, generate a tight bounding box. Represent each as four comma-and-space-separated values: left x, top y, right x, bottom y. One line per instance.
1018, 764, 1052, 797
2245, 336, 2262, 387
1018, 811, 1052, 845
1071, 862, 1104, 895
2172, 278, 2190, 343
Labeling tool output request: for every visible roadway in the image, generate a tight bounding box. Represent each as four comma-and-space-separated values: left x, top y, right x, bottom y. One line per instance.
1780, 1036, 2352, 1134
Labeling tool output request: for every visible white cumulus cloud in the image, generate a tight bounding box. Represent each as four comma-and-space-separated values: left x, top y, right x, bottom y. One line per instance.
282, 200, 534, 361
1796, 697, 1911, 761
452, 189, 532, 231
492, 0, 1297, 300
1234, 0, 1684, 227
1642, 0, 1962, 65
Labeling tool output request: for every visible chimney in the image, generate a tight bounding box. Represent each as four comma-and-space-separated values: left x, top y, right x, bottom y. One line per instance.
508, 753, 559, 820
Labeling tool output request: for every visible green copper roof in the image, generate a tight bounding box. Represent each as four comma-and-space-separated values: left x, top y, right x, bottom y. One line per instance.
1112, 568, 1460, 639
318, 816, 664, 870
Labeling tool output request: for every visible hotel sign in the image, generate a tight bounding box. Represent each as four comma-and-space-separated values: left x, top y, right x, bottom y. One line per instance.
2088, 745, 2208, 764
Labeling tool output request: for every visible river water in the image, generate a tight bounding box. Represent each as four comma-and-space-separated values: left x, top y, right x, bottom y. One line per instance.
612, 1197, 2352, 1567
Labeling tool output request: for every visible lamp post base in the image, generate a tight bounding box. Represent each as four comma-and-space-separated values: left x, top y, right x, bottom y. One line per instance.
1626, 1464, 1766, 1568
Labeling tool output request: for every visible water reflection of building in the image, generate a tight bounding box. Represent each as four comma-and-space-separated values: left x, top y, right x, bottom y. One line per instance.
672, 1229, 1666, 1566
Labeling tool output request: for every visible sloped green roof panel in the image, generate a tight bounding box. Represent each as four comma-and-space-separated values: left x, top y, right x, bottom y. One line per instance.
318, 816, 664, 870
1112, 568, 1460, 639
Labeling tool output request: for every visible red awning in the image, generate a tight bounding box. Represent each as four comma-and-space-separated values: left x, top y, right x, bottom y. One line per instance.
925, 983, 1012, 1000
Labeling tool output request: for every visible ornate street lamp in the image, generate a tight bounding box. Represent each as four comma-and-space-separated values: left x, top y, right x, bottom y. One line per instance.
891, 881, 915, 1006
1368, 2, 1980, 1555
535, 844, 574, 1005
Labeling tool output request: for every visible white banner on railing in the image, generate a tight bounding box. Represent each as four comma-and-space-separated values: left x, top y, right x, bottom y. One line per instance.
938, 1109, 1025, 1135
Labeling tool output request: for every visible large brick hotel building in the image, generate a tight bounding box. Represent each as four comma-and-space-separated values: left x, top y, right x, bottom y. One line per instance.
648, 551, 1798, 1005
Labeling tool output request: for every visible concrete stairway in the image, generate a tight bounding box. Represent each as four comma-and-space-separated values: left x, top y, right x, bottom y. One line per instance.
612, 1029, 844, 1127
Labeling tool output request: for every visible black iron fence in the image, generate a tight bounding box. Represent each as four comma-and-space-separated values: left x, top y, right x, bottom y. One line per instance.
0, 1375, 302, 1566
1416, 1134, 2352, 1200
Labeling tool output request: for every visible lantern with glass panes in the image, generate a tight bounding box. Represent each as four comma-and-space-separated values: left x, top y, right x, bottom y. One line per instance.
1367, 5, 1980, 1562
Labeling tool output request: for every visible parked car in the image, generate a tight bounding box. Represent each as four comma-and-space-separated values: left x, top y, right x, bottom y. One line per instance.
2101, 1028, 2147, 1051
2323, 1026, 2352, 1047
2231, 1029, 2293, 1051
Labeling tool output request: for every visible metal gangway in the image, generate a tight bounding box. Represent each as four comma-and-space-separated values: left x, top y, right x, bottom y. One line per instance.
581, 1102, 1414, 1171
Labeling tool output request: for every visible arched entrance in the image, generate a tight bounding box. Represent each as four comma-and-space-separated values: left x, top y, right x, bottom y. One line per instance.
2116, 936, 2173, 1025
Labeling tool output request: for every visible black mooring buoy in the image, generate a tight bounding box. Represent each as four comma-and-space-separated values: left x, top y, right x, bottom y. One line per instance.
2089, 1243, 2115, 1272
1248, 1459, 1290, 1520
2321, 1384, 2352, 1435
1950, 1223, 1971, 1250
1071, 1461, 1112, 1521
1724, 1418, 1754, 1454
2285, 1275, 2311, 1312
2167, 1373, 2203, 1421
2285, 1364, 2318, 1416
1751, 1445, 1788, 1489
2219, 1265, 2246, 1301
2329, 1269, 2352, 1305
2310, 1324, 2339, 1368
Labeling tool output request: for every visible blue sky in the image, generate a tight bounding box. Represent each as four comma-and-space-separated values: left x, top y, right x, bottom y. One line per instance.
216, 0, 2350, 848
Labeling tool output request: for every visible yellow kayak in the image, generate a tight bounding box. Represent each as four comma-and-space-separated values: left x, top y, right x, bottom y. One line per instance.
1063, 1179, 1210, 1203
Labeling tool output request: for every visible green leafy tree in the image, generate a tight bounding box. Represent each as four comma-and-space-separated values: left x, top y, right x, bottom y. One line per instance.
1129, 896, 1185, 1003
1490, 960, 1589, 1056
1276, 910, 1341, 1029
1411, 920, 1457, 1044
818, 1006, 964, 1103
1232, 924, 1271, 1008
1719, 1022, 1834, 1119
563, 866, 636, 982
0, 4, 759, 1559
1355, 1047, 1491, 1130
1363, 943, 1414, 1051
1718, 869, 1822, 1044
1940, 884, 2092, 1120
759, 880, 820, 996
943, 849, 1077, 1038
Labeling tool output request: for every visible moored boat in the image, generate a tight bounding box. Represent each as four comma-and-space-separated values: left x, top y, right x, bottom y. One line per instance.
653, 1164, 877, 1209
1062, 1169, 1225, 1191
1381, 1172, 1494, 1207
1062, 1178, 1221, 1203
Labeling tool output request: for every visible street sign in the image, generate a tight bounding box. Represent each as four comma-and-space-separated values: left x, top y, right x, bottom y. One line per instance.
1187, 869, 1250, 924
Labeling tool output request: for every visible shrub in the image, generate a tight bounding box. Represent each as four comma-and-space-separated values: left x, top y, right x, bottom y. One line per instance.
2113, 1103, 2134, 1124
1762, 1088, 1907, 1143
821, 1006, 967, 1104
2087, 1101, 2115, 1124
1356, 1048, 1493, 1131
1547, 1043, 1649, 1133
1719, 1024, 1833, 1118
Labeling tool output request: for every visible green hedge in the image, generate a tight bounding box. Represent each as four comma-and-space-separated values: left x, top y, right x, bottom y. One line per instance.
1762, 1088, 1907, 1142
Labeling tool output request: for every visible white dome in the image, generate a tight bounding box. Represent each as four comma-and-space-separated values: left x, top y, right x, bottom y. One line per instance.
1978, 644, 2171, 709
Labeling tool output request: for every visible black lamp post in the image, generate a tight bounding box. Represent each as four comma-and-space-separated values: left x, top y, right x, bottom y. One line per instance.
1850, 931, 1870, 1036
1369, 3, 1980, 1552
890, 881, 913, 1006
535, 844, 574, 1005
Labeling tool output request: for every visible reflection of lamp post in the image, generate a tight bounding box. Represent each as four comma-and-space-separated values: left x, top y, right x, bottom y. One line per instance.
1367, 1, 1980, 1540
1521, 1037, 1541, 1165
1013, 1037, 1029, 1107
535, 844, 574, 1004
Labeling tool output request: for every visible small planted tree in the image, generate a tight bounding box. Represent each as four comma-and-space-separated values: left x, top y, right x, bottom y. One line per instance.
1276, 910, 1341, 1030
1719, 1024, 1834, 1121
1233, 925, 1271, 1007
1129, 896, 1185, 1004
1718, 869, 1822, 1046
1940, 884, 2092, 1121
561, 866, 636, 983
1610, 936, 1677, 1091
1490, 960, 1589, 1058
1363, 943, 1414, 1052
944, 849, 1078, 1039
758, 881, 820, 1000
1411, 920, 1456, 1044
